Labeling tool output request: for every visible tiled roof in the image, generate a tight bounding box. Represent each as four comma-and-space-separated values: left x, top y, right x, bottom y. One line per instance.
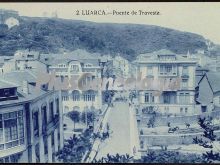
2, 70, 37, 86
206, 72, 220, 93
0, 79, 18, 89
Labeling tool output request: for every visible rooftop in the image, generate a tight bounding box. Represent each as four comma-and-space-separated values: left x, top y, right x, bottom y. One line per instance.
206, 72, 220, 93
0, 71, 52, 106
135, 49, 197, 64
0, 79, 18, 89
1, 70, 37, 86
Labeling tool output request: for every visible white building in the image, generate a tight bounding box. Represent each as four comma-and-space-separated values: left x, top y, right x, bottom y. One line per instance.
135, 49, 198, 115
4, 17, 19, 29
0, 71, 63, 163
112, 55, 131, 78
48, 58, 102, 113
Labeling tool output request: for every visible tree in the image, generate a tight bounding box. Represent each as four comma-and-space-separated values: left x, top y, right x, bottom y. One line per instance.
67, 111, 80, 130
0, 24, 8, 37
81, 110, 96, 127
141, 150, 203, 163
56, 129, 93, 163
147, 115, 156, 128
92, 153, 133, 163
193, 117, 220, 163
103, 90, 115, 104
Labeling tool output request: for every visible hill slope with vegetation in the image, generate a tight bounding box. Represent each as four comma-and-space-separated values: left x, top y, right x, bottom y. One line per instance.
0, 16, 212, 61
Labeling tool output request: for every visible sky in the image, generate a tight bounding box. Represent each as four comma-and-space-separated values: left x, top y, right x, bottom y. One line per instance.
1, 2, 220, 44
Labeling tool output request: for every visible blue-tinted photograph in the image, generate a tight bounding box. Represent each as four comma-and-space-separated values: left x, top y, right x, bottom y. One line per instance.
0, 2, 220, 163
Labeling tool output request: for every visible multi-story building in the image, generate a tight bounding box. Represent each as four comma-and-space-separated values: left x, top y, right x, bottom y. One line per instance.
0, 70, 63, 163
48, 58, 102, 113
135, 49, 198, 115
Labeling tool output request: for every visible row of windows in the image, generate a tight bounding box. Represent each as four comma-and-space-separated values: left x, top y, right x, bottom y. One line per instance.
143, 92, 190, 104
0, 110, 24, 150
33, 98, 60, 137
62, 94, 96, 101
146, 66, 189, 76
159, 65, 177, 76
35, 129, 59, 163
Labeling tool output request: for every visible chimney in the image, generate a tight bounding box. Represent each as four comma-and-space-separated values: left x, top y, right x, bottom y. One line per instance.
22, 80, 29, 94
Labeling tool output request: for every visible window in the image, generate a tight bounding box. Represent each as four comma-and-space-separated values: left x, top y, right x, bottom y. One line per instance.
35, 144, 40, 163
51, 133, 55, 146
144, 93, 154, 103
70, 65, 79, 72
182, 66, 189, 75
159, 64, 177, 76
185, 108, 188, 113
147, 66, 153, 76
0, 111, 24, 150
33, 112, 39, 135
62, 96, 69, 101
58, 64, 66, 68
56, 98, 59, 115
140, 141, 144, 149
83, 91, 95, 102
44, 136, 48, 155
49, 101, 54, 122
179, 93, 190, 104
182, 79, 188, 88
4, 89, 10, 96
164, 94, 171, 104
85, 63, 92, 67
72, 91, 80, 101
219, 96, 220, 104
202, 106, 207, 113
180, 107, 183, 113
4, 114, 18, 143
41, 106, 47, 133
158, 55, 176, 61
58, 129, 60, 151
0, 114, 3, 144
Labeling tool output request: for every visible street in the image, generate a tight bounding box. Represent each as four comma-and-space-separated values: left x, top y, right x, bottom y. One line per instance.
95, 101, 132, 160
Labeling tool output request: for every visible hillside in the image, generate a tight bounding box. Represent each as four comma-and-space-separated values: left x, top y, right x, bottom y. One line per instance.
0, 16, 211, 61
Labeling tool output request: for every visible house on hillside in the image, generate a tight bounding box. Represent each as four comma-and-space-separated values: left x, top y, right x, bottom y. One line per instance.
197, 72, 220, 112
0, 9, 19, 28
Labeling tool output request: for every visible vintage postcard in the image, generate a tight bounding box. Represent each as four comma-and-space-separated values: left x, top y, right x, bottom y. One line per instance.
0, 2, 220, 163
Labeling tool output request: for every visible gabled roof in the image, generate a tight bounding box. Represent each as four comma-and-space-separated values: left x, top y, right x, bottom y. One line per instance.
0, 79, 18, 89
135, 49, 197, 64
205, 72, 220, 93
2, 70, 37, 86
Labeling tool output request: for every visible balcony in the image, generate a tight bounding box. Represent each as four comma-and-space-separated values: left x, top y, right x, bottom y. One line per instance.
159, 72, 178, 77
181, 74, 189, 79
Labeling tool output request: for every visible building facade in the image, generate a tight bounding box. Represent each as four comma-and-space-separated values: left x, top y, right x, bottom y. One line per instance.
197, 72, 220, 112
135, 49, 198, 115
48, 58, 102, 113
0, 72, 63, 163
